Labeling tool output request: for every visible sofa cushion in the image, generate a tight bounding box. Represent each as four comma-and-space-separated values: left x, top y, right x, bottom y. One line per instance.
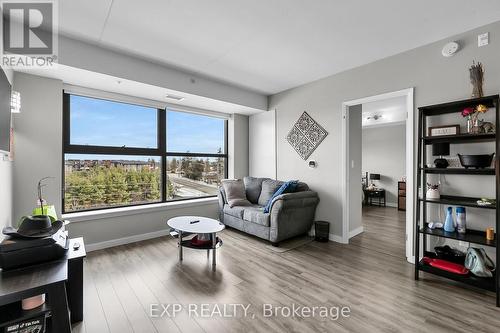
243, 176, 266, 204
243, 206, 270, 227
223, 205, 246, 219
221, 179, 251, 208
296, 182, 309, 192
258, 179, 284, 206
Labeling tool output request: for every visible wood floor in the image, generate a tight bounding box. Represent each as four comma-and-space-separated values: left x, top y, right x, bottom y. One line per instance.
73, 207, 500, 333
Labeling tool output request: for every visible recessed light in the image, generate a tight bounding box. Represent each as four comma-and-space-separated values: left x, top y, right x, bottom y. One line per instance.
166, 94, 185, 101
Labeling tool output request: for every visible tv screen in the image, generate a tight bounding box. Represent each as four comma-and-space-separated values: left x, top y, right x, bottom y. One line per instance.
0, 68, 12, 154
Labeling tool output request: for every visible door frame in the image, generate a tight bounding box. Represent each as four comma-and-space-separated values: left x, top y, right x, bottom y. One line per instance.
341, 88, 415, 263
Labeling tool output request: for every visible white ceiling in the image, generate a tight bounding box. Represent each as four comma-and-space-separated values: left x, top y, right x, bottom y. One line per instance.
362, 96, 406, 128
58, 0, 500, 95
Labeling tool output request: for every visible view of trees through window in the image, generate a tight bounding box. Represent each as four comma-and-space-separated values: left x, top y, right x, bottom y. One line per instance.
63, 95, 227, 212
64, 155, 162, 211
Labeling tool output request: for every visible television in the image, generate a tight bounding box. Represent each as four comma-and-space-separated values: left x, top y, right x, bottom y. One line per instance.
0, 68, 12, 154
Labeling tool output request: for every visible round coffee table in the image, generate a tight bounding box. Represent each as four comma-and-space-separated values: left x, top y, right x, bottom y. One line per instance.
167, 216, 225, 270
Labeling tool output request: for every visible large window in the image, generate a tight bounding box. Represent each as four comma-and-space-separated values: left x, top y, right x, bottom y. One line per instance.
63, 93, 227, 213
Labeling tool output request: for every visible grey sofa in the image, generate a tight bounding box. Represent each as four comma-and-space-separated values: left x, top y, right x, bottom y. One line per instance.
217, 177, 319, 245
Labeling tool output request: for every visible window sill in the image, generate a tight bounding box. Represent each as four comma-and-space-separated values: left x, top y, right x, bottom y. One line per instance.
61, 197, 219, 223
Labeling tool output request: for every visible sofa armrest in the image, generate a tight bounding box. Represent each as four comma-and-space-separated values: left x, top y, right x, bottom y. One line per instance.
269, 191, 319, 242
217, 186, 226, 222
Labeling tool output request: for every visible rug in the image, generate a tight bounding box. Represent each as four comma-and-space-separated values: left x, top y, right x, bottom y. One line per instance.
265, 236, 314, 253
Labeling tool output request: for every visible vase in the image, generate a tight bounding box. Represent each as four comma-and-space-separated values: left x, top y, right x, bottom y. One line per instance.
426, 188, 440, 199
466, 118, 473, 133
471, 83, 484, 99
471, 118, 484, 134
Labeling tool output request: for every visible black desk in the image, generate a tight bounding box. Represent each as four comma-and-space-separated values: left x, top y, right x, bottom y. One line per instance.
0, 237, 86, 332
363, 188, 386, 207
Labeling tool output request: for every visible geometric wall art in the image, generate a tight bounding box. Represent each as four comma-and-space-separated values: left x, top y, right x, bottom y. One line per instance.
286, 111, 328, 160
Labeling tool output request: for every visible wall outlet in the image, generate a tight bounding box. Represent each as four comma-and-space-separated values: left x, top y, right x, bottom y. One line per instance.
478, 32, 489, 47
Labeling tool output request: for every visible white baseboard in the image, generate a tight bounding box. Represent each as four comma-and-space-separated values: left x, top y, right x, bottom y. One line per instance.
329, 233, 347, 244
86, 229, 170, 252
349, 226, 364, 238
386, 202, 398, 208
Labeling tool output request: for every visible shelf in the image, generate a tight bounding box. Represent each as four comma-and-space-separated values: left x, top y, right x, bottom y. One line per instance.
0, 302, 50, 327
421, 167, 495, 175
180, 237, 223, 250
419, 95, 499, 116
423, 133, 496, 144
419, 195, 496, 209
420, 224, 496, 247
418, 259, 495, 292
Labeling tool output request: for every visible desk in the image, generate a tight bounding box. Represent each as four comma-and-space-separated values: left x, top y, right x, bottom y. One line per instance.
0, 237, 86, 332
364, 189, 386, 207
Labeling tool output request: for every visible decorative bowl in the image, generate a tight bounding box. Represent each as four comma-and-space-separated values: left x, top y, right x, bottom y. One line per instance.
457, 153, 494, 169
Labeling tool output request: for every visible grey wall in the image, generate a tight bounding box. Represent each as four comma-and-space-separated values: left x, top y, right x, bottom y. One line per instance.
268, 20, 500, 238
12, 73, 63, 221
11, 72, 248, 248
249, 110, 276, 178
348, 105, 362, 232
0, 67, 13, 239
229, 113, 249, 179
362, 124, 406, 206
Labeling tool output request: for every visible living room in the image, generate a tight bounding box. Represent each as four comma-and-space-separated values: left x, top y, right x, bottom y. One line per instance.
2, 1, 500, 332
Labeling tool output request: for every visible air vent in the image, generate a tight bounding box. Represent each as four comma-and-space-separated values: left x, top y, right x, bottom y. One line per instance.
166, 94, 185, 101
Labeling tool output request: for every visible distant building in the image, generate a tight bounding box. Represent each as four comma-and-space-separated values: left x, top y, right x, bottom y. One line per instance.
65, 159, 157, 172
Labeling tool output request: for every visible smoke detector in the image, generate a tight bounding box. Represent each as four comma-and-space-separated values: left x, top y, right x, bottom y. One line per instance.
442, 41, 459, 57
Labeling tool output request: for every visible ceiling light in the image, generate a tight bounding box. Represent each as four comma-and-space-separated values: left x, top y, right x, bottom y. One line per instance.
166, 94, 185, 101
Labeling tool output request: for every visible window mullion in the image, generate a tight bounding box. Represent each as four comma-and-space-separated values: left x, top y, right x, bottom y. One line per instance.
159, 108, 167, 202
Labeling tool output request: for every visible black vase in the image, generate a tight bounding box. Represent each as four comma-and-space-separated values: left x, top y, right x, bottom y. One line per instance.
434, 158, 449, 168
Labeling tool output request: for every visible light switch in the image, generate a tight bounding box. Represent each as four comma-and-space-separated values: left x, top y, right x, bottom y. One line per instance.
478, 32, 489, 47
351, 160, 355, 168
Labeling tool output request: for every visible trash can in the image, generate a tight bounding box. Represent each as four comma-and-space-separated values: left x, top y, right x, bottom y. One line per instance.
314, 221, 330, 242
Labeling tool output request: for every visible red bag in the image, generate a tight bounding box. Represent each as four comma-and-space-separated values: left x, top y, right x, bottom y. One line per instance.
423, 257, 469, 275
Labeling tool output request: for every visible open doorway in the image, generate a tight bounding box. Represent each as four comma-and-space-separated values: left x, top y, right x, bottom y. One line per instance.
342, 88, 414, 263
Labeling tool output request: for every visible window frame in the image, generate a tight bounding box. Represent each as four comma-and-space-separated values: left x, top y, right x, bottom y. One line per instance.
62, 92, 228, 214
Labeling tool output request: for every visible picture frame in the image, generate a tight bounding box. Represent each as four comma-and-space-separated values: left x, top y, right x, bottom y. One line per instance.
428, 124, 460, 137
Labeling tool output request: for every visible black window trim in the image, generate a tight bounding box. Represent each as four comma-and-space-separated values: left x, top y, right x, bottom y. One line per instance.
62, 92, 228, 214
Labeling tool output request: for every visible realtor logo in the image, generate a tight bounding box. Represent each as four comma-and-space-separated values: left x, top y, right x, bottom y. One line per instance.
1, 0, 58, 68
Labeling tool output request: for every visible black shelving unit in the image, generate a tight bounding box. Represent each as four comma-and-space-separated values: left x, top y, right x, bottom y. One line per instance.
415, 94, 500, 306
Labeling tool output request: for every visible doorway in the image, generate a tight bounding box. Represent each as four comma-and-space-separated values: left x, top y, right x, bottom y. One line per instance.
342, 88, 414, 263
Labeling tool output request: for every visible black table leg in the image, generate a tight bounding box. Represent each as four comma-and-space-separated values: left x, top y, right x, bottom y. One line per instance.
68, 257, 84, 323
48, 282, 71, 333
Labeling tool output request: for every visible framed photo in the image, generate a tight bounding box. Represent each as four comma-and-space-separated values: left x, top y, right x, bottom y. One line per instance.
428, 125, 460, 137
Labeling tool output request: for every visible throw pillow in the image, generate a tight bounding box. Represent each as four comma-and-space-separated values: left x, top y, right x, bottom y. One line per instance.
243, 176, 266, 204
221, 179, 251, 208
258, 179, 284, 206
263, 180, 298, 213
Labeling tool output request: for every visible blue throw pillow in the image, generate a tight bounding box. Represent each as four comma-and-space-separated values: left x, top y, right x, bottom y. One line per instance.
263, 180, 298, 213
